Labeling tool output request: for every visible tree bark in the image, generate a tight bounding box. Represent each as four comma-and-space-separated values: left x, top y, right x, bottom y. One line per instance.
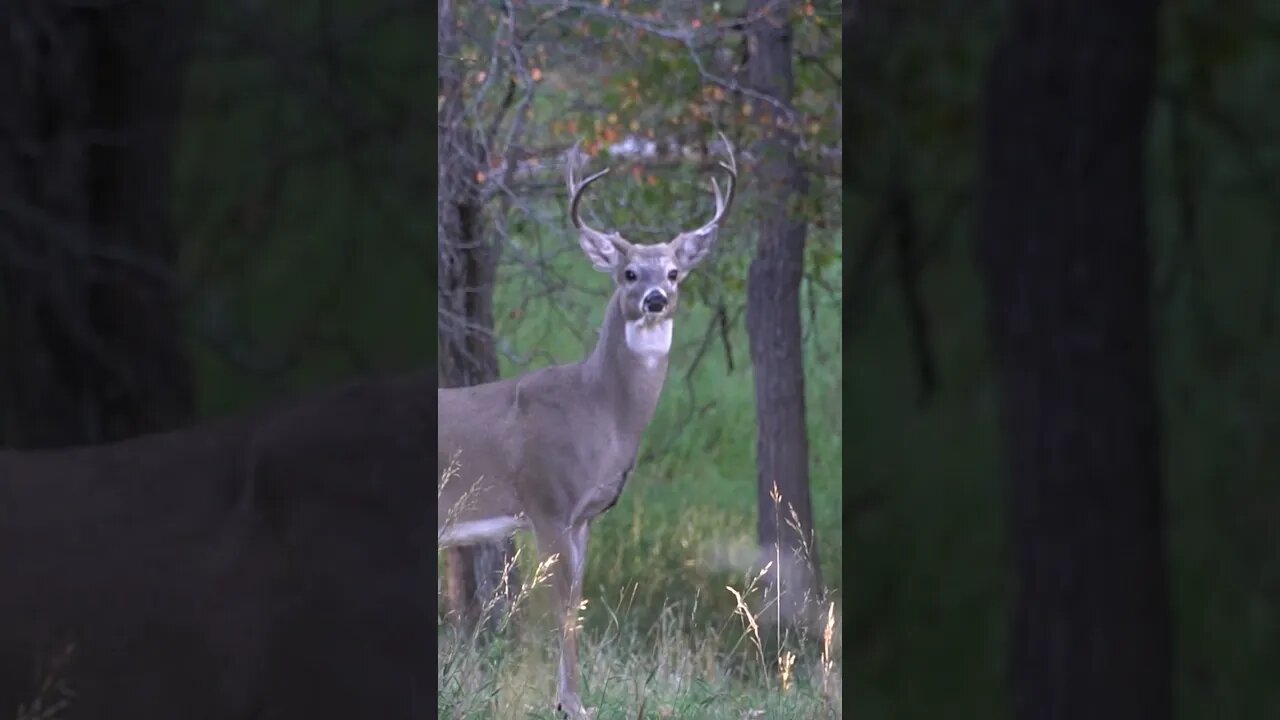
979, 2, 1172, 718
437, 0, 518, 634
744, 0, 822, 631
0, 0, 195, 448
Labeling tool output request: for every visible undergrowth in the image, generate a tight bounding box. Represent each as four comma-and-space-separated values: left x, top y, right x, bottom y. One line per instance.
437, 518, 842, 720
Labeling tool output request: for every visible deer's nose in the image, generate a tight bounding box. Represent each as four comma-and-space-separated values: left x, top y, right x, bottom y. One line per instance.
643, 290, 667, 313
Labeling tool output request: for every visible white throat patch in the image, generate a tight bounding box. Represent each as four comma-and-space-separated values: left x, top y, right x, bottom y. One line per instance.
625, 318, 673, 367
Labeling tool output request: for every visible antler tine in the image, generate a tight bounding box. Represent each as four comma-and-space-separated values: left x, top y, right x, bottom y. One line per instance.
717, 130, 738, 176
709, 177, 723, 210
566, 140, 612, 235
685, 132, 738, 237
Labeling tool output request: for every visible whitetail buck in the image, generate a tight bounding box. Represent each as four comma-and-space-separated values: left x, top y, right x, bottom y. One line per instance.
437, 137, 737, 718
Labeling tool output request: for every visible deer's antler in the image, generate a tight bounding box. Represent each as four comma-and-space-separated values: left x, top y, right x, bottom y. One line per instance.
567, 141, 613, 244
682, 132, 738, 238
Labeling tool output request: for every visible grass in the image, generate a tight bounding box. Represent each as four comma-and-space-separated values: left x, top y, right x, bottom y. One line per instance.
438, 572, 840, 720
439, 452, 842, 719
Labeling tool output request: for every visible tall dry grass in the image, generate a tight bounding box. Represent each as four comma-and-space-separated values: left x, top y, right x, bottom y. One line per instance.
438, 457, 842, 719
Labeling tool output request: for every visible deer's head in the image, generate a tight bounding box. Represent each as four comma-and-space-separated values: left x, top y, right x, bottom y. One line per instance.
567, 137, 737, 327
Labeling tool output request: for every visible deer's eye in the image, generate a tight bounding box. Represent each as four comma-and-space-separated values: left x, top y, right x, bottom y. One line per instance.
624, 269, 638, 282
667, 269, 679, 282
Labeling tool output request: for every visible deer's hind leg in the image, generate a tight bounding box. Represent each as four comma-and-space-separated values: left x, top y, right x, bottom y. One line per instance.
533, 519, 592, 718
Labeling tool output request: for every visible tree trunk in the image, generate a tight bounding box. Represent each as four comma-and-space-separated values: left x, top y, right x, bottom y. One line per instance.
437, 0, 518, 634
744, 0, 822, 632
979, 2, 1172, 718
0, 0, 194, 448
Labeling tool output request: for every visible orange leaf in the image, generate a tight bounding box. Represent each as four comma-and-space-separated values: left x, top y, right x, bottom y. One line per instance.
531, 67, 543, 82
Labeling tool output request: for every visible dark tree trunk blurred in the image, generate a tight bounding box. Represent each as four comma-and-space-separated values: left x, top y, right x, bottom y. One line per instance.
437, 0, 518, 634
745, 0, 822, 631
0, 1, 195, 448
979, 1, 1172, 718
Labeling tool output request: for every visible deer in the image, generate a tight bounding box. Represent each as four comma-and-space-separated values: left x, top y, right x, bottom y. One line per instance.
437, 137, 737, 718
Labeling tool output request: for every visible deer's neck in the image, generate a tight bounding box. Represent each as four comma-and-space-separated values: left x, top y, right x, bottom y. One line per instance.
581, 288, 671, 437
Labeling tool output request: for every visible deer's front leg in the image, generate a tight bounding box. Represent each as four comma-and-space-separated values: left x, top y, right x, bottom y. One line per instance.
538, 521, 592, 718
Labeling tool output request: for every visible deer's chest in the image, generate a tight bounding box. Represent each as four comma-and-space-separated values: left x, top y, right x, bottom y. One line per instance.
551, 399, 651, 524
562, 422, 637, 519
575, 461, 634, 523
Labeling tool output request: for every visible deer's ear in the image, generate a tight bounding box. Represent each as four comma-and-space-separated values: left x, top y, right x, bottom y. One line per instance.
672, 228, 718, 271
579, 230, 628, 272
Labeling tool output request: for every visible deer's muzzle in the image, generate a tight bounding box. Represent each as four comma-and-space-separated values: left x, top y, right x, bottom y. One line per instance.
642, 289, 667, 314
